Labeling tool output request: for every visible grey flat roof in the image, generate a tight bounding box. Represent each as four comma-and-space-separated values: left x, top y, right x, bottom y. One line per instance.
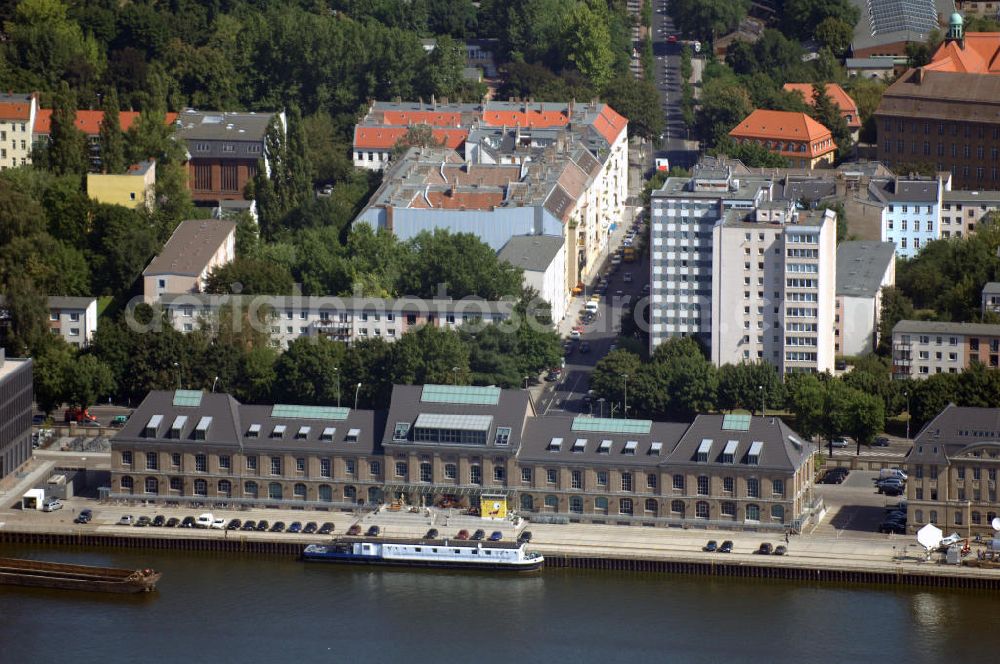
47, 296, 97, 309
836, 241, 895, 298
942, 190, 1000, 204
893, 320, 1000, 336
143, 219, 236, 277
174, 110, 275, 142
497, 235, 565, 273
845, 58, 899, 68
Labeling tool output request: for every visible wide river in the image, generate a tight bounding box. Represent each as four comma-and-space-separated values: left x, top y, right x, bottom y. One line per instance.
1, 544, 997, 663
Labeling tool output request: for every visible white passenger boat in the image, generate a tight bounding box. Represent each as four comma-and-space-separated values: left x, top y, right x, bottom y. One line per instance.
302, 537, 544, 572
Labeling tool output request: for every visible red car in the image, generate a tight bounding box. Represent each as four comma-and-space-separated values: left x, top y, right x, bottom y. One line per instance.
455, 529, 470, 540
667, 35, 678, 44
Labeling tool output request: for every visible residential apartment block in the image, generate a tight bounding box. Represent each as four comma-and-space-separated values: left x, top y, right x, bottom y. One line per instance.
650, 162, 838, 374
34, 110, 177, 172
159, 294, 514, 349
496, 235, 568, 323
0, 350, 33, 481
728, 110, 836, 168
982, 282, 1000, 316
834, 241, 896, 357
891, 320, 1000, 378
0, 296, 98, 348
174, 109, 282, 204
870, 174, 945, 258
109, 385, 819, 532
905, 404, 1000, 537
142, 219, 236, 303
875, 18, 1000, 189
0, 92, 37, 170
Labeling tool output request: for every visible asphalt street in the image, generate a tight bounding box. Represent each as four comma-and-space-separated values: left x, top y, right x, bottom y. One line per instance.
651, 0, 699, 169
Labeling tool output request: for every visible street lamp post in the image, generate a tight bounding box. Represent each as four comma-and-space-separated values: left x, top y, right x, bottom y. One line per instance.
354, 383, 362, 411
904, 390, 910, 440
333, 367, 341, 408
452, 366, 460, 385
597, 397, 606, 418
622, 374, 629, 419
759, 385, 764, 418
212, 376, 219, 393
523, 376, 529, 390
173, 362, 181, 390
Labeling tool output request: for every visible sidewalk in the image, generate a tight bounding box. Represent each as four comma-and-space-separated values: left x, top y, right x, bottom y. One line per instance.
0, 459, 56, 507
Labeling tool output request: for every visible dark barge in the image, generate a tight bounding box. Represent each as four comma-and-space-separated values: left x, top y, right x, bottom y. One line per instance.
0, 557, 161, 593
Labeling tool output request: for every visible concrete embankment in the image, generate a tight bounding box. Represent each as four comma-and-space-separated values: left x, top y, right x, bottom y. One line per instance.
2, 523, 999, 591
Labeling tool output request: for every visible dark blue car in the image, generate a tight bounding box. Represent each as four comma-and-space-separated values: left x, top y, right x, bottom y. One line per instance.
488, 531, 503, 541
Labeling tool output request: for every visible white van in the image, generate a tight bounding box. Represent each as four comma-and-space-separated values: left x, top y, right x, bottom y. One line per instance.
879, 468, 907, 481
584, 301, 599, 314
195, 513, 215, 529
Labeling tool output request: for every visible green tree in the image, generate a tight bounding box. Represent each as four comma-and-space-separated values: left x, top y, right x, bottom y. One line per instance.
814, 17, 853, 57
204, 258, 295, 296
877, 287, 915, 355
844, 389, 885, 452
271, 337, 347, 405
403, 229, 523, 299
0, 275, 50, 356
711, 137, 791, 168
563, 2, 616, 89
64, 353, 114, 410
600, 77, 664, 141
0, 187, 45, 244
48, 81, 89, 177
32, 340, 74, 414
0, 234, 91, 296
780, 0, 859, 42
785, 373, 825, 440
717, 361, 784, 414
89, 203, 159, 294
391, 324, 470, 386
98, 88, 126, 174
424, 34, 467, 99
672, 0, 749, 42
390, 124, 445, 159
696, 78, 753, 148
590, 349, 644, 412
809, 83, 853, 160
5, 0, 104, 91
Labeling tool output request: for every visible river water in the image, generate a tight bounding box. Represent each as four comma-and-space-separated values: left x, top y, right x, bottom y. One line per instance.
1, 544, 996, 663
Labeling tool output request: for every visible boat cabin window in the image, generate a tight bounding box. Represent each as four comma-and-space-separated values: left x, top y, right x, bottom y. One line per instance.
454, 549, 460, 554
415, 547, 421, 552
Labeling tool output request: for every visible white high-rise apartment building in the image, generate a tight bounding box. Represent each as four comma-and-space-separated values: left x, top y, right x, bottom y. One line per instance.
649, 165, 771, 349
650, 163, 837, 374
711, 203, 837, 373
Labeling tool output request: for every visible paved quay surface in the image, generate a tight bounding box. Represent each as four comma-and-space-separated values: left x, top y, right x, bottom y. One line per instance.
2, 494, 998, 582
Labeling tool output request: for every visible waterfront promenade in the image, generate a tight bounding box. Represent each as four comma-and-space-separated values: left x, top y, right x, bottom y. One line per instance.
1, 493, 997, 587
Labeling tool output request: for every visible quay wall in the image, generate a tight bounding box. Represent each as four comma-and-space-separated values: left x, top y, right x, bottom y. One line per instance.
2, 528, 999, 591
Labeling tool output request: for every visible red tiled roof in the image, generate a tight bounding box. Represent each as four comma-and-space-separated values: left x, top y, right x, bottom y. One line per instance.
34, 110, 179, 136
409, 190, 504, 210
0, 100, 33, 121
382, 110, 463, 126
926, 34, 1000, 74
353, 126, 468, 150
481, 110, 569, 128
729, 110, 836, 159
782, 83, 861, 128
592, 105, 628, 144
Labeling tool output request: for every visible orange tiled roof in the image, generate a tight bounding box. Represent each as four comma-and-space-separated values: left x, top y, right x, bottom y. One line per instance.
382, 110, 463, 126
353, 126, 469, 150
34, 110, 178, 136
782, 83, 861, 128
409, 190, 504, 210
481, 109, 569, 129
729, 110, 836, 159
592, 104, 628, 144
926, 34, 1000, 74
0, 99, 33, 121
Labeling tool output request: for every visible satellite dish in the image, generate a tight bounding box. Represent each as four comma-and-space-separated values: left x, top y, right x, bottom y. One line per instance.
992, 517, 1000, 531
917, 523, 943, 551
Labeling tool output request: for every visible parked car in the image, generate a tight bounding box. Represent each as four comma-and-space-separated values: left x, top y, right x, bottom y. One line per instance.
939, 532, 963, 548
703, 540, 718, 552
195, 513, 215, 529
455, 529, 470, 540
226, 518, 242, 530
424, 528, 439, 539
366, 525, 381, 537
872, 436, 891, 447
256, 520, 269, 532
488, 531, 503, 541
241, 520, 257, 531
110, 414, 130, 428
211, 518, 226, 530
517, 531, 533, 544
667, 34, 678, 43
471, 529, 486, 541
569, 329, 582, 340
303, 522, 318, 534
347, 524, 362, 536
756, 542, 773, 555
623, 272, 633, 283
288, 522, 303, 534
270, 521, 286, 533
42, 498, 63, 512
318, 522, 335, 535
165, 517, 180, 528
32, 414, 45, 425
134, 516, 150, 527
545, 370, 562, 382
719, 540, 734, 553
152, 515, 166, 527
882, 486, 905, 497
830, 437, 849, 448
74, 508, 93, 524
180, 516, 196, 528
117, 515, 134, 526
579, 341, 591, 354
774, 545, 787, 556
878, 521, 906, 534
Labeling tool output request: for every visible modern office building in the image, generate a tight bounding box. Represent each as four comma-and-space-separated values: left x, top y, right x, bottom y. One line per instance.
835, 241, 896, 357
891, 320, 1000, 378
142, 219, 237, 303
0, 349, 33, 481
158, 294, 515, 348
905, 403, 1000, 537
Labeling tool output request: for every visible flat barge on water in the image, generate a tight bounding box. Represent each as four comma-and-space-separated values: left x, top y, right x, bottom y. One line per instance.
0, 557, 162, 593
302, 537, 544, 572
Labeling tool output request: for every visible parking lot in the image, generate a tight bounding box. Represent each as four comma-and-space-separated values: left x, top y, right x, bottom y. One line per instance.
811, 469, 907, 538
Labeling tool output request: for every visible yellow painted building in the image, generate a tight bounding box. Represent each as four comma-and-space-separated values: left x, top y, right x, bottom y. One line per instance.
86, 160, 156, 210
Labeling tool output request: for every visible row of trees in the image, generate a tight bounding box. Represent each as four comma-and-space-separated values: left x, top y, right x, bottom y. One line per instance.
31, 302, 562, 413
